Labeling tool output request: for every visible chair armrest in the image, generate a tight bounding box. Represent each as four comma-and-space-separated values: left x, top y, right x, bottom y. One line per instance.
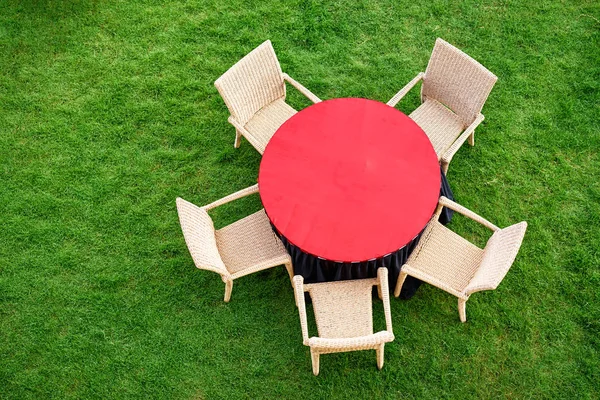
439, 196, 500, 231
282, 73, 322, 104
440, 113, 485, 168
386, 72, 424, 107
293, 275, 310, 345
202, 184, 259, 211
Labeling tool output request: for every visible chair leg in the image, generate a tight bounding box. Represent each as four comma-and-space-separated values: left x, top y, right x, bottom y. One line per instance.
377, 284, 383, 300
458, 298, 467, 322
394, 272, 408, 298
224, 280, 233, 303
285, 263, 294, 283
234, 129, 242, 148
441, 160, 449, 175
310, 349, 320, 376
468, 132, 475, 146
376, 344, 385, 370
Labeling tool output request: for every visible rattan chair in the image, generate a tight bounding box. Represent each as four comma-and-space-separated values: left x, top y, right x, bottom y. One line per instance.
293, 268, 395, 376
176, 184, 293, 302
394, 196, 527, 322
387, 38, 498, 174
214, 40, 322, 154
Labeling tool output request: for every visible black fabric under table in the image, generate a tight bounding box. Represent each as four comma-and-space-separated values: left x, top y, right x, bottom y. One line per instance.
272, 168, 454, 299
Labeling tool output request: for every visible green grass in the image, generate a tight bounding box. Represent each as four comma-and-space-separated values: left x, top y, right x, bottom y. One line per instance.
1, 0, 599, 398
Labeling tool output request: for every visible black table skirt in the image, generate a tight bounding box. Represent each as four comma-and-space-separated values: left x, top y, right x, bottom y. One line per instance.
272, 168, 454, 299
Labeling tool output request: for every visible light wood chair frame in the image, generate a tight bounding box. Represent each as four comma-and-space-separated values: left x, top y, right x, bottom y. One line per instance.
387, 38, 498, 174
215, 40, 322, 154
394, 196, 527, 322
176, 184, 293, 302
293, 268, 395, 375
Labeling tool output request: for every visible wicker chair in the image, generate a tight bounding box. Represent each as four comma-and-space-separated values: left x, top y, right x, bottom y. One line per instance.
214, 40, 322, 154
176, 184, 293, 302
293, 268, 395, 376
387, 38, 498, 174
394, 196, 527, 322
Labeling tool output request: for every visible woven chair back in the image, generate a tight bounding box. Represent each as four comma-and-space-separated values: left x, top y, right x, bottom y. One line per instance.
465, 221, 527, 295
422, 38, 497, 126
214, 40, 285, 126
176, 198, 228, 276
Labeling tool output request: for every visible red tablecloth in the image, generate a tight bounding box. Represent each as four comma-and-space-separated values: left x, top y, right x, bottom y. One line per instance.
259, 98, 440, 263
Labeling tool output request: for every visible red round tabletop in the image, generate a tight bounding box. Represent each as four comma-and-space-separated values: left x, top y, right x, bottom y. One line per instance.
258, 98, 440, 262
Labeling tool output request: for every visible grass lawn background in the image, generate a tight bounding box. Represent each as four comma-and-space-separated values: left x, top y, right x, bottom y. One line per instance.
1, 0, 598, 398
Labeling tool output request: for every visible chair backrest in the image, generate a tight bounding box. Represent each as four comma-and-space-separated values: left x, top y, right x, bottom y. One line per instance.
176, 198, 228, 276
214, 40, 286, 126
422, 38, 498, 126
464, 221, 527, 295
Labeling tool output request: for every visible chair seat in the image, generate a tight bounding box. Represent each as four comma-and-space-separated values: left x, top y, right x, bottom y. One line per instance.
307, 279, 375, 339
406, 221, 484, 293
409, 98, 465, 158
244, 98, 297, 153
215, 209, 290, 276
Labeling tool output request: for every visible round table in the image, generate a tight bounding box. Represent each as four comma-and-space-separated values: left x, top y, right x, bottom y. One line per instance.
258, 98, 443, 294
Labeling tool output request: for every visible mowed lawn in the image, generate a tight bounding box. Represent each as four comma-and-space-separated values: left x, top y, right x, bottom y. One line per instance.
1, 0, 598, 398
